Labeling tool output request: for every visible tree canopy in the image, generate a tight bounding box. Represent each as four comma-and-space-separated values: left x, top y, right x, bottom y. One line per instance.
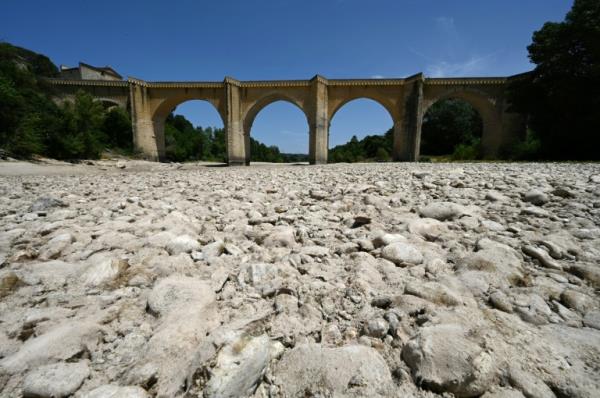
508, 0, 600, 160
421, 99, 482, 158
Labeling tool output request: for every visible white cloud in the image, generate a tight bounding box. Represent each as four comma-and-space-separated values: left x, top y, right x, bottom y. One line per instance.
370, 75, 385, 79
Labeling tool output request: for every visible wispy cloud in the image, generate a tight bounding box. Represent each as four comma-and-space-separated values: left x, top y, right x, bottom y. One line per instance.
370, 74, 385, 79
406, 17, 500, 77
426, 53, 497, 77
434, 16, 455, 32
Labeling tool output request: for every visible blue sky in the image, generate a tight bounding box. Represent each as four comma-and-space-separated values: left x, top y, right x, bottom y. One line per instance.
2, 0, 572, 153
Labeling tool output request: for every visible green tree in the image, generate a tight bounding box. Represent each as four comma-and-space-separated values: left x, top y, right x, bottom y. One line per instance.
49, 91, 106, 159
375, 147, 390, 161
329, 129, 393, 163
509, 0, 600, 159
420, 99, 483, 157
102, 107, 133, 151
0, 43, 64, 158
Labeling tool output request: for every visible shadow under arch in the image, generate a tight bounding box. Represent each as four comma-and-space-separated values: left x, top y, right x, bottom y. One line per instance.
96, 98, 124, 110
420, 97, 483, 158
421, 88, 501, 158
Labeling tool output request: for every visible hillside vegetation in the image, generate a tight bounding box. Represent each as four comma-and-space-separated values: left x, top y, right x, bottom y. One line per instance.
0, 42, 303, 163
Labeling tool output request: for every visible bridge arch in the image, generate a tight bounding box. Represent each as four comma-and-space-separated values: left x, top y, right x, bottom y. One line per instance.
329, 95, 397, 124
152, 95, 225, 126
328, 98, 395, 161
96, 97, 127, 109
242, 93, 309, 136
240, 92, 311, 164
141, 90, 225, 161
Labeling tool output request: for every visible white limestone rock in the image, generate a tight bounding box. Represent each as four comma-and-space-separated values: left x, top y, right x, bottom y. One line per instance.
418, 201, 467, 221
82, 257, 129, 287
80, 385, 149, 398
38, 232, 73, 260
22, 361, 90, 398
204, 334, 271, 398
0, 321, 101, 374
381, 241, 423, 266
272, 344, 394, 397
402, 323, 497, 397
166, 234, 201, 254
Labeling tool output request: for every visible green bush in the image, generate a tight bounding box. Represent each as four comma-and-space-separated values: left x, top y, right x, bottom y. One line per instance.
375, 147, 390, 161
421, 99, 483, 157
451, 138, 481, 160
52, 91, 106, 159
103, 107, 133, 152
507, 129, 542, 160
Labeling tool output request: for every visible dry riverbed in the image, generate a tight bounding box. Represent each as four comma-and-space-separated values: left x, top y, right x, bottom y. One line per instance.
0, 160, 599, 397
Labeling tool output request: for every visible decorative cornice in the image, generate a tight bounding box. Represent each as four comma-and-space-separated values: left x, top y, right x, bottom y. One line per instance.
145, 82, 224, 88
45, 74, 526, 90
240, 80, 311, 88
224, 76, 241, 87
328, 78, 406, 86
127, 76, 148, 87
44, 78, 129, 87
310, 75, 329, 85
424, 77, 508, 86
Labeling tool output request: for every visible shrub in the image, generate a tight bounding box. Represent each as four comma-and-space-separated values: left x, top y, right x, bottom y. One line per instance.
451, 138, 482, 160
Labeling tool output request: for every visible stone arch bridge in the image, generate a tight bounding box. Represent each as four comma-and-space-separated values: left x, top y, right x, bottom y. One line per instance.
47, 73, 526, 165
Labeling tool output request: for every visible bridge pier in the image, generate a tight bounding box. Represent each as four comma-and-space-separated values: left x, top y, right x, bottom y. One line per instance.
308, 76, 329, 165
224, 78, 247, 166
396, 75, 424, 161
130, 82, 164, 161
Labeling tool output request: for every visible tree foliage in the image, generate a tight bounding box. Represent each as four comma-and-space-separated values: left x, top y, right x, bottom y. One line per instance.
329, 99, 483, 163
508, 0, 600, 159
103, 107, 133, 152
51, 91, 107, 159
329, 130, 393, 163
421, 99, 482, 157
163, 113, 308, 163
0, 42, 133, 160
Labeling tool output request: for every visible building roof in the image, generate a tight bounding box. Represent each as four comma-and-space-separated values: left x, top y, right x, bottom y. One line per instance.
79, 62, 123, 79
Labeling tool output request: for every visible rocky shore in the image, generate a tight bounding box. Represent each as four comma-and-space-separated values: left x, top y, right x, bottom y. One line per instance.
0, 161, 599, 397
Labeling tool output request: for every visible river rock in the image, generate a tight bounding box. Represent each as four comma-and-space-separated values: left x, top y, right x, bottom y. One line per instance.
418, 202, 466, 221
381, 241, 423, 266
402, 323, 497, 397
22, 361, 89, 398
272, 344, 394, 397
